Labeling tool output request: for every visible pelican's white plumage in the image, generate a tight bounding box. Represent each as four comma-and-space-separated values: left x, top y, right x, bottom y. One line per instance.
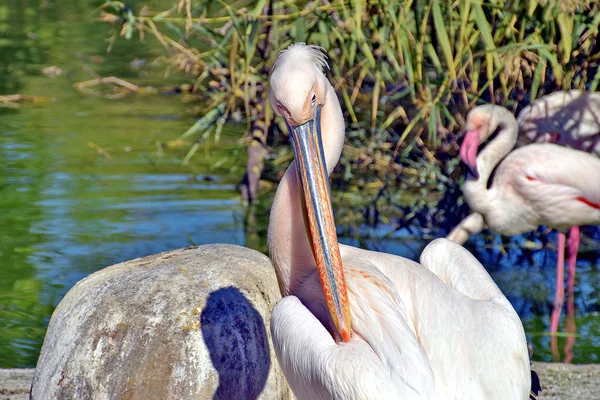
273, 241, 532, 399
267, 43, 531, 400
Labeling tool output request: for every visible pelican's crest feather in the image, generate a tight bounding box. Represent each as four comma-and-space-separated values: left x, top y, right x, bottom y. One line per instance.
272, 42, 329, 73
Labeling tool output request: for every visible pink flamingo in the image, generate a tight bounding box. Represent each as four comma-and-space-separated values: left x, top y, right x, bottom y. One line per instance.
448, 90, 600, 337
520, 91, 600, 341
449, 90, 600, 244
517, 90, 600, 155
454, 104, 600, 336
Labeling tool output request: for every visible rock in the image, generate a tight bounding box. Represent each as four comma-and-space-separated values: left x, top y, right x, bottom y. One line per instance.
30, 244, 292, 400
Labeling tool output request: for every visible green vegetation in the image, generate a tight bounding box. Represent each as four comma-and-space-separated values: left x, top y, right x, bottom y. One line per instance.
98, 0, 600, 207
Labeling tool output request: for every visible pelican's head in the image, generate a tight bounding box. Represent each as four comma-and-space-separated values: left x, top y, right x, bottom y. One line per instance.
269, 43, 352, 343
460, 104, 506, 178
269, 43, 329, 127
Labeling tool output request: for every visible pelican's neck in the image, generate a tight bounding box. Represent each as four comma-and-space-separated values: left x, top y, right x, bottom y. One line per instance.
268, 81, 345, 296
463, 107, 518, 214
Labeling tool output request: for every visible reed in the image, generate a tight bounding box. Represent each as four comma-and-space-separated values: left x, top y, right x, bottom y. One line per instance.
98, 0, 600, 203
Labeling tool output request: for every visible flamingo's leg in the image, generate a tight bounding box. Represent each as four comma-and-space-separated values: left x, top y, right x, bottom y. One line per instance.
562, 226, 580, 363
566, 226, 580, 317
550, 232, 566, 334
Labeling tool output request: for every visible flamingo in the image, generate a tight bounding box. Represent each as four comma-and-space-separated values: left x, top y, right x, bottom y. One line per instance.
447, 92, 600, 337
517, 90, 600, 312
449, 90, 600, 245
517, 90, 600, 156
452, 104, 600, 337
267, 42, 531, 399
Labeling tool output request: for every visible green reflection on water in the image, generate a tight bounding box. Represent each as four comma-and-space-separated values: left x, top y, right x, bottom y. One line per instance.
0, 0, 246, 367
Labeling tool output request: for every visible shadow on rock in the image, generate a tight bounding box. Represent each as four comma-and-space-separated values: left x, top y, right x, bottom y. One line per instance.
201, 287, 271, 400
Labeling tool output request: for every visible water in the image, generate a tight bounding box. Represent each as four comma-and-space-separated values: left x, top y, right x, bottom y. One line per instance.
1, 0, 599, 368
0, 0, 248, 367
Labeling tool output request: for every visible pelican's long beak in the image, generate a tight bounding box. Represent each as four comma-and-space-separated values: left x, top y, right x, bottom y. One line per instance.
460, 130, 480, 178
287, 105, 352, 343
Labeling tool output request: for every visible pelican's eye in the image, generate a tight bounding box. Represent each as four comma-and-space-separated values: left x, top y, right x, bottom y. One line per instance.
311, 93, 316, 105
276, 101, 290, 117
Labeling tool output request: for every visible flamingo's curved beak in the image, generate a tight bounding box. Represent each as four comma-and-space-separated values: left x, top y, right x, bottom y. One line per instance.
460, 130, 480, 178
287, 105, 352, 343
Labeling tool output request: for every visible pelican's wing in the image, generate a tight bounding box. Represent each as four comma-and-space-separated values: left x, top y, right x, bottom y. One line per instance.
419, 238, 505, 301
343, 259, 435, 398
339, 241, 531, 399
271, 296, 406, 400
446, 212, 485, 244
418, 238, 531, 400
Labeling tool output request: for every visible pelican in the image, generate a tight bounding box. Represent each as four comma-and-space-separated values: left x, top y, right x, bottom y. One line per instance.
267, 43, 532, 399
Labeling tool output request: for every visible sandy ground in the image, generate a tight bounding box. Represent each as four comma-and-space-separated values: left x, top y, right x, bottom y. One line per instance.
531, 362, 600, 399
1, 363, 599, 399
0, 369, 31, 400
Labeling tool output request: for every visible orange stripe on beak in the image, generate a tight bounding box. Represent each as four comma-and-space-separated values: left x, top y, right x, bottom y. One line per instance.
288, 106, 352, 342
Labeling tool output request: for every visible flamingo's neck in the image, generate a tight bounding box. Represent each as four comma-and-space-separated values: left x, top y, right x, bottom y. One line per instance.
463, 108, 518, 214
267, 80, 345, 297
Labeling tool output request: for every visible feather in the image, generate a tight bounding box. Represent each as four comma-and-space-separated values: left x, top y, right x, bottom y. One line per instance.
272, 42, 329, 72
